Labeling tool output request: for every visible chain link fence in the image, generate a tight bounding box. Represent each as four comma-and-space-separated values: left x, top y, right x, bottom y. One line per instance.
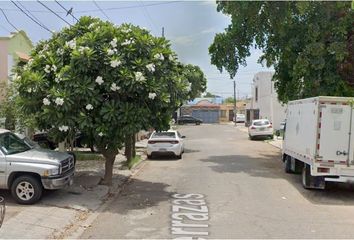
0, 196, 5, 228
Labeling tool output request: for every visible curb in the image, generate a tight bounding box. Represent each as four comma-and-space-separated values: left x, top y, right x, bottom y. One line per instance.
64, 155, 148, 239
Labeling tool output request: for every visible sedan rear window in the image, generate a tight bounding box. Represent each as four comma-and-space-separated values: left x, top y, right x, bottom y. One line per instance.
152, 132, 176, 138
253, 120, 270, 126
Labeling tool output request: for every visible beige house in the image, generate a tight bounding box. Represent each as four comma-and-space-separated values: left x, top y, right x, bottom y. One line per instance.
219, 100, 249, 122
0, 31, 33, 100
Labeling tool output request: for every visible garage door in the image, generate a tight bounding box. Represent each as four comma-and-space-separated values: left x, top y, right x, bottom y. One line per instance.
192, 110, 219, 123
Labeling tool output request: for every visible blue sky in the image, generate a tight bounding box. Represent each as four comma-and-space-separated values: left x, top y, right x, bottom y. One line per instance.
0, 1, 273, 98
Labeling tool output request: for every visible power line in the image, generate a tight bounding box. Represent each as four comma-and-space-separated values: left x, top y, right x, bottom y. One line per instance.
37, 1, 72, 26
17, 1, 47, 30
138, 0, 158, 33
93, 0, 112, 22
54, 0, 79, 22
11, 1, 52, 33
1, 1, 183, 14
0, 8, 19, 31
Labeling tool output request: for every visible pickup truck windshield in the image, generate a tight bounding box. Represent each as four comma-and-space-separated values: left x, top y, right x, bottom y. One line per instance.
0, 132, 31, 155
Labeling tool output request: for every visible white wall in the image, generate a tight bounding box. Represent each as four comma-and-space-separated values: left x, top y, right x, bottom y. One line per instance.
251, 72, 286, 130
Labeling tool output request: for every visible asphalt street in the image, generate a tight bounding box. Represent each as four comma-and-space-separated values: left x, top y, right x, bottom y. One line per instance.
81, 124, 354, 239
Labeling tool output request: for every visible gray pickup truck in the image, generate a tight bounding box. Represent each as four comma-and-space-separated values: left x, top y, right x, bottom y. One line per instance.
0, 129, 75, 204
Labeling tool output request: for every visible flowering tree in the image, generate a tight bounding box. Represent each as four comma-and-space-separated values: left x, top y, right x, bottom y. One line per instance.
14, 17, 187, 184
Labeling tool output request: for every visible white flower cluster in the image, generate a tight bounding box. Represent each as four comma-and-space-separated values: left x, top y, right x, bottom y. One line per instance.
43, 98, 50, 105
56, 48, 64, 56
88, 23, 95, 29
154, 53, 164, 61
65, 39, 76, 49
110, 38, 118, 48
146, 63, 155, 73
27, 88, 34, 93
13, 73, 21, 81
86, 104, 93, 110
44, 65, 51, 73
148, 92, 157, 100
59, 125, 69, 132
55, 97, 64, 106
44, 65, 57, 74
27, 59, 34, 67
98, 132, 104, 137
95, 76, 104, 85
107, 49, 115, 56
121, 28, 132, 34
78, 46, 90, 54
54, 76, 63, 83
110, 83, 120, 91
135, 72, 146, 82
110, 59, 122, 68
121, 38, 135, 46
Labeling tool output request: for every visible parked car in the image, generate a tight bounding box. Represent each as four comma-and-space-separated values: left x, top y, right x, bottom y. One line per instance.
0, 129, 75, 204
177, 115, 203, 125
146, 130, 185, 159
32, 132, 57, 150
32, 132, 96, 152
248, 119, 273, 140
234, 114, 246, 123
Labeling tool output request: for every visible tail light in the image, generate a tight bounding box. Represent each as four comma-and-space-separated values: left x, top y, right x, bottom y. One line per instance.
317, 167, 330, 173
148, 140, 156, 144
251, 126, 256, 129
170, 140, 179, 144
268, 124, 272, 128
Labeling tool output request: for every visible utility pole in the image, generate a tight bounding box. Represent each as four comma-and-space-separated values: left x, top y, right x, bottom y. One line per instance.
162, 27, 165, 37
233, 79, 237, 127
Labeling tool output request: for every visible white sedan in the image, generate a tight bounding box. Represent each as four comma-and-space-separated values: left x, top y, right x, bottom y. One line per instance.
248, 119, 274, 140
146, 130, 185, 159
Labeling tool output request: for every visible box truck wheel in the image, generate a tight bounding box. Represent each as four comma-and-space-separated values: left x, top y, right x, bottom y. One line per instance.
302, 164, 325, 189
302, 164, 311, 188
284, 155, 292, 173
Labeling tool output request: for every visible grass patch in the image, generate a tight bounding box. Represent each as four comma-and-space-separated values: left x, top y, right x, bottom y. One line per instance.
127, 155, 142, 169
73, 151, 105, 161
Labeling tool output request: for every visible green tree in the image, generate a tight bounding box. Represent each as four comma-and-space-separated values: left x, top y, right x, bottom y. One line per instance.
209, 1, 353, 103
180, 64, 207, 100
14, 17, 186, 184
224, 97, 235, 104
204, 92, 216, 98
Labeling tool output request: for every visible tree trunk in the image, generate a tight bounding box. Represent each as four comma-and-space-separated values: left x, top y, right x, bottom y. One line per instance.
125, 135, 133, 163
99, 147, 118, 185
132, 134, 136, 158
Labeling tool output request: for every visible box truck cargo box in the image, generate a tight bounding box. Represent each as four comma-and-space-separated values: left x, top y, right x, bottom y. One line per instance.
282, 96, 354, 189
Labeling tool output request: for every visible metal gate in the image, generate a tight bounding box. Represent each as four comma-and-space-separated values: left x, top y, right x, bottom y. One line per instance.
192, 110, 219, 123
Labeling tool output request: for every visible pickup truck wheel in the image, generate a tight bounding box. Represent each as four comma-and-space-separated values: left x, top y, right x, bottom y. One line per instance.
11, 175, 43, 204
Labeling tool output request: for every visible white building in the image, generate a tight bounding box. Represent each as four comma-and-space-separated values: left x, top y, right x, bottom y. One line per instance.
249, 72, 286, 130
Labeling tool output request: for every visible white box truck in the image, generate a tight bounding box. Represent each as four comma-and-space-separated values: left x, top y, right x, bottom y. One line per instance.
282, 96, 354, 189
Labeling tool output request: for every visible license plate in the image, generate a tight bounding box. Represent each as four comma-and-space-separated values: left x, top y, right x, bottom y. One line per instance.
159, 148, 167, 151
259, 128, 265, 131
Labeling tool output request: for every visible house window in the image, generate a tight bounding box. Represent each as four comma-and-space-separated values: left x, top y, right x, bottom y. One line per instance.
255, 87, 258, 102
220, 110, 226, 118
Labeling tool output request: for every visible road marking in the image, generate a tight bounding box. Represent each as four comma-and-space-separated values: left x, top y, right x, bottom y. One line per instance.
171, 193, 209, 239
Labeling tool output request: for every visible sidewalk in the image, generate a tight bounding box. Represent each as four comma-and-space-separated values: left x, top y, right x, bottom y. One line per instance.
0, 143, 147, 239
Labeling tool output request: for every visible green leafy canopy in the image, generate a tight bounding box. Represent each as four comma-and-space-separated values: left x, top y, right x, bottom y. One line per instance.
14, 16, 201, 150
209, 1, 354, 103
